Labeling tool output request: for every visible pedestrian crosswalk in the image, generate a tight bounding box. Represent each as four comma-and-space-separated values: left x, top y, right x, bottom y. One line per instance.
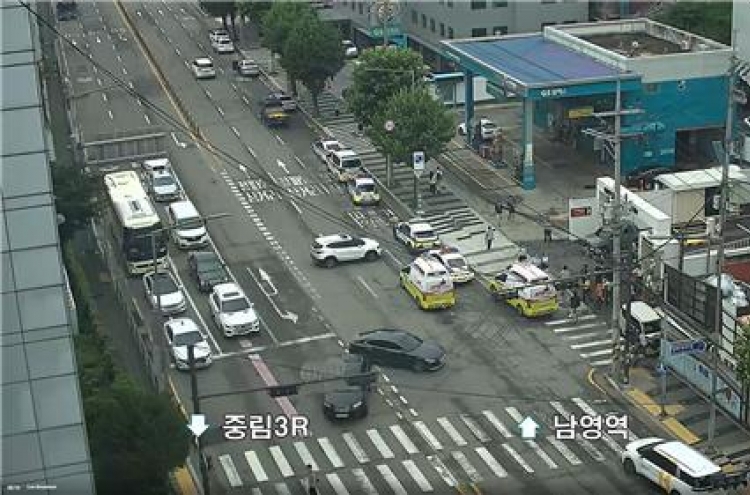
544, 313, 617, 368
213, 398, 636, 493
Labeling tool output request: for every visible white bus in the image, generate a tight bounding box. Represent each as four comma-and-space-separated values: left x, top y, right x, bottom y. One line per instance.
104, 171, 168, 275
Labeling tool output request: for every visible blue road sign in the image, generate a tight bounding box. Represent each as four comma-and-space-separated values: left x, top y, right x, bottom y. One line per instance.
669, 339, 707, 356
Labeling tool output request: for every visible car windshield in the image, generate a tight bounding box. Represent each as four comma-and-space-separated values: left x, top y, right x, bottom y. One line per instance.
196, 61, 213, 68
446, 257, 467, 269
173, 330, 204, 347
357, 183, 375, 192
154, 176, 175, 187
198, 256, 223, 273
342, 159, 362, 169
153, 274, 178, 294
326, 142, 342, 151
414, 229, 436, 239
395, 333, 422, 352
222, 297, 249, 312
177, 217, 203, 230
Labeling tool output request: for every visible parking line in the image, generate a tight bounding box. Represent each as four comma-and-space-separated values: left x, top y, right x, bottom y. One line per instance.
326, 473, 350, 495
460, 414, 491, 443
546, 435, 582, 466
356, 275, 379, 298
452, 451, 483, 483
501, 443, 534, 473
318, 437, 344, 468
546, 314, 597, 326
414, 421, 443, 450
377, 465, 408, 495
482, 410, 512, 438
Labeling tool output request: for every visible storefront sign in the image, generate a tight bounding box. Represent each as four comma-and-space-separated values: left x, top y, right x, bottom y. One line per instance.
539, 87, 566, 98
570, 206, 592, 218
568, 107, 594, 119
369, 25, 402, 38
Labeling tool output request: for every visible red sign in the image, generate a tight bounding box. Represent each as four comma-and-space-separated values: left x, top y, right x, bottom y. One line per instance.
570, 207, 592, 218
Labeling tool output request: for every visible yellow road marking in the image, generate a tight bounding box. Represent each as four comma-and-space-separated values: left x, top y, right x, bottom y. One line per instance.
661, 417, 701, 445
174, 466, 199, 495
586, 368, 607, 395
626, 388, 684, 416
168, 376, 188, 420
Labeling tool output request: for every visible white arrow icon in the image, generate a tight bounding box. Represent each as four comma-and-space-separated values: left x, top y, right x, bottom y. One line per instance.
258, 268, 278, 296
187, 414, 209, 438
247, 268, 299, 325
519, 416, 539, 439
277, 159, 289, 174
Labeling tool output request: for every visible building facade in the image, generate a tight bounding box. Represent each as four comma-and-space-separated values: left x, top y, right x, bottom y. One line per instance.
1, 2, 96, 494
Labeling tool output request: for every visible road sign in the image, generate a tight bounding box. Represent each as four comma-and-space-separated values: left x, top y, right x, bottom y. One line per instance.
384, 120, 395, 132
412, 151, 425, 177
669, 339, 707, 356
655, 363, 667, 376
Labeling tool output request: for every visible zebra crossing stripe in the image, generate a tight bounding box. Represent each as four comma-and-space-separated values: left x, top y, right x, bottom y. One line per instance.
580, 348, 612, 358
549, 401, 606, 462
437, 417, 468, 446
367, 429, 395, 459
427, 454, 458, 487
570, 339, 613, 349
590, 358, 613, 367
545, 314, 596, 326
274, 482, 291, 495
326, 473, 350, 495
546, 435, 582, 465
318, 437, 345, 468
351, 468, 378, 495
503, 406, 557, 469
502, 443, 534, 473
475, 446, 508, 478
553, 322, 603, 334
244, 451, 268, 483
482, 410, 513, 438
563, 329, 613, 341
294, 441, 318, 471
218, 454, 243, 487
572, 398, 625, 455
451, 451, 483, 483
343, 432, 370, 464
377, 464, 408, 495
414, 421, 443, 450
402, 459, 434, 492
461, 414, 491, 443
269, 446, 294, 478
251, 488, 262, 495
390, 425, 419, 455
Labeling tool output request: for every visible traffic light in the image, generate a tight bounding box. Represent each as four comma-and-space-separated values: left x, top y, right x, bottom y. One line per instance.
268, 384, 299, 398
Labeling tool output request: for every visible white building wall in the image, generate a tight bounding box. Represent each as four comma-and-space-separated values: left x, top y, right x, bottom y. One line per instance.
733, 0, 750, 64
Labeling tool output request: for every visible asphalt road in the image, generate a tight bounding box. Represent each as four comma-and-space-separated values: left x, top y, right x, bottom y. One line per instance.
63, 2, 663, 494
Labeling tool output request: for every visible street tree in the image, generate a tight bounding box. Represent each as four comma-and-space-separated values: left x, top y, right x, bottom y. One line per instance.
654, 2, 732, 45
200, 1, 237, 38
345, 48, 428, 126
236, 0, 271, 29
283, 17, 344, 115
735, 321, 750, 386
52, 163, 98, 242
368, 87, 454, 166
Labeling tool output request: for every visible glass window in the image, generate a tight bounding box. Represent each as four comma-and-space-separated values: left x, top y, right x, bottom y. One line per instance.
471, 28, 487, 37
26, 337, 75, 379
1, 153, 50, 198
4, 432, 43, 474
1, 252, 14, 293
3, 343, 29, 383
173, 330, 204, 347
223, 297, 249, 313
358, 2, 363, 14
542, 0, 557, 3
493, 26, 508, 35
3, 382, 36, 435
18, 286, 68, 331
447, 0, 453, 6
411, 9, 418, 24
440, 23, 445, 36
430, 18, 435, 32
6, 205, 57, 250
39, 424, 90, 467
492, 0, 508, 6
13, 246, 63, 290
33, 375, 83, 429
471, 0, 487, 9
448, 27, 454, 39
2, 293, 21, 333
421, 14, 426, 28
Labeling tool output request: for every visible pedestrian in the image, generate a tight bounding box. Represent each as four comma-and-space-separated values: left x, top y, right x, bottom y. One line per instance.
485, 225, 495, 251
429, 171, 438, 195
543, 225, 553, 243
507, 201, 515, 220
569, 291, 581, 323
435, 166, 444, 185
593, 280, 605, 309
305, 465, 319, 495
495, 201, 504, 224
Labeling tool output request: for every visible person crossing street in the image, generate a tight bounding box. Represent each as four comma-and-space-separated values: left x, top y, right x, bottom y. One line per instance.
485, 225, 495, 250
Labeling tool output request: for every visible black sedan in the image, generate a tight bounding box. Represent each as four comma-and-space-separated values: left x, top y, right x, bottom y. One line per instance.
349, 329, 445, 372
188, 251, 230, 292
323, 354, 373, 420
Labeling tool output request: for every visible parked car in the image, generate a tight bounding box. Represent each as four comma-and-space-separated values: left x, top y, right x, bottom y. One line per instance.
457, 118, 498, 140
212, 37, 235, 54
142, 157, 171, 175
264, 92, 296, 112
188, 251, 230, 292
191, 58, 216, 79
347, 176, 380, 205
393, 218, 441, 253
148, 169, 180, 202
428, 246, 474, 284
349, 329, 446, 372
164, 318, 213, 371
234, 58, 259, 77
310, 234, 381, 268
209, 282, 259, 337
208, 28, 229, 44
323, 354, 373, 420
342, 40, 358, 58
312, 139, 344, 162
143, 270, 187, 315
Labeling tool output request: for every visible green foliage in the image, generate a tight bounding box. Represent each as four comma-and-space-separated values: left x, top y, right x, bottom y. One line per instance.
283, 16, 344, 114
52, 165, 98, 242
200, 1, 237, 33
654, 2, 732, 45
369, 87, 455, 164
260, 2, 316, 55
237, 0, 271, 24
736, 322, 750, 386
345, 48, 428, 126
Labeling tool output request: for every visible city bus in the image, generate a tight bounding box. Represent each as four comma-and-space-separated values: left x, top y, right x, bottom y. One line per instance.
103, 171, 168, 275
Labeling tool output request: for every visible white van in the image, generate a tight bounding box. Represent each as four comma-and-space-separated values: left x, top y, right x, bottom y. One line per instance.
166, 200, 208, 249
327, 149, 363, 182
622, 301, 663, 355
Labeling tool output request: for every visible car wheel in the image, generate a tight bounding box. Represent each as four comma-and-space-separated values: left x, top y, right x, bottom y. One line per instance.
324, 257, 338, 268
622, 459, 636, 477
364, 250, 379, 262
413, 360, 427, 372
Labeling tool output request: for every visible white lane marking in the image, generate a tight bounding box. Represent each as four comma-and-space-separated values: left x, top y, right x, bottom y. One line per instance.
545, 314, 596, 326
389, 425, 418, 455
107, 110, 114, 119
504, 406, 558, 468
414, 421, 443, 450
342, 432, 369, 464
242, 95, 250, 105
101, 93, 108, 102
295, 156, 306, 169
451, 451, 483, 483
205, 89, 212, 99
570, 338, 613, 350
251, 489, 262, 495
502, 443, 534, 473
218, 454, 243, 487
318, 437, 344, 468
116, 54, 122, 62
367, 429, 394, 459
246, 145, 257, 159
244, 451, 268, 483
294, 441, 318, 471
572, 397, 627, 454
269, 446, 294, 478
274, 482, 291, 495
402, 460, 433, 492
97, 78, 102, 86
276, 134, 285, 145
410, 408, 419, 417
482, 410, 512, 438
175, 47, 181, 56
326, 473, 350, 495
144, 114, 151, 125
289, 199, 302, 215
563, 329, 613, 341
546, 435, 582, 465
475, 446, 508, 478
549, 401, 606, 462
122, 67, 128, 75
237, 332, 335, 354
351, 468, 378, 495
217, 106, 225, 116
231, 126, 240, 137
437, 417, 467, 446
460, 414, 491, 443
590, 358, 614, 367
356, 275, 378, 298
426, 455, 457, 487
376, 464, 407, 495
580, 348, 612, 358
551, 322, 602, 333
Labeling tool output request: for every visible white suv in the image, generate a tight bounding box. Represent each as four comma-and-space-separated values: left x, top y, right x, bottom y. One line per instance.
310, 234, 381, 268
164, 318, 213, 370
622, 438, 721, 494
209, 283, 259, 337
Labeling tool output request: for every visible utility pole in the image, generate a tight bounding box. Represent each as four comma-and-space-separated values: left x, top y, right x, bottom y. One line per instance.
707, 57, 736, 452
188, 345, 211, 495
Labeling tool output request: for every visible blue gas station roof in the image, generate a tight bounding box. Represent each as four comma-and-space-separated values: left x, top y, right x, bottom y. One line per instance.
444, 34, 630, 88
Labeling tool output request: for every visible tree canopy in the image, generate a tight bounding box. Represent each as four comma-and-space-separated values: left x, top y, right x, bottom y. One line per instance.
260, 2, 316, 55
345, 48, 428, 126
200, 1, 237, 37
653, 2, 732, 45
52, 163, 98, 242
368, 87, 455, 164
236, 0, 271, 25
736, 321, 750, 386
283, 15, 344, 114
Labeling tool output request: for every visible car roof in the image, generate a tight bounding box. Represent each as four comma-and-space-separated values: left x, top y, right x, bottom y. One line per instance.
213, 282, 243, 298
354, 177, 375, 186
409, 222, 435, 233
151, 168, 173, 177
360, 328, 405, 340
654, 441, 721, 477
316, 233, 353, 244
333, 149, 358, 158
143, 157, 170, 169
413, 256, 449, 274
194, 57, 213, 65
322, 139, 341, 146
240, 59, 257, 64
191, 250, 218, 261
508, 262, 549, 282
626, 301, 661, 323
166, 317, 200, 335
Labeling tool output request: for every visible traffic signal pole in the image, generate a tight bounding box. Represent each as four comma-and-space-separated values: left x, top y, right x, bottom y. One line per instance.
188, 345, 211, 495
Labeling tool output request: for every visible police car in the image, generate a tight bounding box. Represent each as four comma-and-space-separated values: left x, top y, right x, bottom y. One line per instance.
428, 246, 474, 284
392, 219, 441, 253
347, 176, 380, 205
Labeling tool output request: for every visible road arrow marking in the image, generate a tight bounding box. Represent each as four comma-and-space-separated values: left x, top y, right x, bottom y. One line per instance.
246, 268, 299, 325
258, 268, 278, 295
281, 311, 299, 324
519, 416, 539, 439
171, 132, 186, 148
277, 159, 288, 174
188, 414, 209, 437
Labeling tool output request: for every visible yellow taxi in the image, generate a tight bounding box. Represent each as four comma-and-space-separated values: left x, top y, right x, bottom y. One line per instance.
400, 255, 456, 310
489, 261, 558, 317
